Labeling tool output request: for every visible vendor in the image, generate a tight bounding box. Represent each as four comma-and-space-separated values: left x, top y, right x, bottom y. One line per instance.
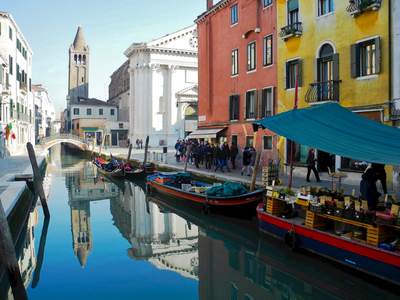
360, 168, 381, 210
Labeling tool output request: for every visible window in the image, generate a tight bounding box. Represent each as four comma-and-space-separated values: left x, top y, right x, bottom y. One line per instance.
263, 136, 272, 150
319, 0, 334, 16
263, 35, 273, 67
286, 140, 310, 163
74, 108, 79, 115
351, 37, 380, 78
288, 0, 299, 25
246, 136, 254, 148
99, 108, 103, 115
231, 49, 239, 76
230, 283, 238, 300
247, 42, 256, 71
72, 123, 74, 130
231, 4, 238, 25
264, 0, 273, 7
259, 88, 273, 118
111, 109, 115, 115
9, 56, 12, 75
9, 26, 12, 40
229, 94, 239, 120
87, 108, 92, 115
119, 123, 123, 129
284, 59, 301, 89
245, 90, 258, 119
77, 122, 79, 129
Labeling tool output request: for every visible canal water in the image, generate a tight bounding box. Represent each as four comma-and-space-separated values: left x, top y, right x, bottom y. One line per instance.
2, 144, 400, 299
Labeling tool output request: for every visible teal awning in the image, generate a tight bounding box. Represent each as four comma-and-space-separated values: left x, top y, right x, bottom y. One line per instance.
82, 127, 98, 131
253, 102, 400, 166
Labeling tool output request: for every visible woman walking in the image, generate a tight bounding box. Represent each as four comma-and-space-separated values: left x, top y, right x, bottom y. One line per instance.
306, 148, 321, 182
204, 143, 213, 171
241, 147, 251, 176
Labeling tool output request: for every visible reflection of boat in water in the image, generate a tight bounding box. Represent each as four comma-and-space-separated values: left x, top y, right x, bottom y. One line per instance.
147, 172, 264, 214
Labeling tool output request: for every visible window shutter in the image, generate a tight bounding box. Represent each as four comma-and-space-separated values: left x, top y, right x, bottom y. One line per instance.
229, 95, 232, 120
254, 90, 258, 119
297, 59, 302, 87
350, 43, 360, 78
235, 94, 240, 120
244, 92, 247, 119
314, 58, 320, 82
284, 62, 288, 90
375, 37, 380, 74
0, 64, 3, 84
288, 0, 299, 12
271, 88, 275, 116
258, 89, 263, 118
332, 53, 340, 81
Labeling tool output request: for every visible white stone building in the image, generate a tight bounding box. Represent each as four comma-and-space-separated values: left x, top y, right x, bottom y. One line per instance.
0, 11, 35, 155
124, 25, 198, 147
32, 84, 56, 139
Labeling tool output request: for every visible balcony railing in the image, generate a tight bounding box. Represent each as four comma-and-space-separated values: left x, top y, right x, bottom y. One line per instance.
12, 109, 34, 123
346, 0, 382, 15
279, 22, 303, 41
2, 83, 11, 95
305, 80, 341, 103
20, 81, 27, 95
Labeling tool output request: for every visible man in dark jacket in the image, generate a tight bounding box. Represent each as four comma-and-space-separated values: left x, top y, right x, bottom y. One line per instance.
215, 143, 225, 173
360, 168, 381, 210
229, 142, 239, 169
222, 142, 231, 172
370, 163, 388, 195
306, 148, 321, 182
193, 143, 203, 169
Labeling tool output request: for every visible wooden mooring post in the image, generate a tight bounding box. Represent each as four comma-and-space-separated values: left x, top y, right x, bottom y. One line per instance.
143, 136, 149, 174
31, 217, 50, 289
183, 144, 190, 172
0, 200, 29, 300
27, 142, 50, 218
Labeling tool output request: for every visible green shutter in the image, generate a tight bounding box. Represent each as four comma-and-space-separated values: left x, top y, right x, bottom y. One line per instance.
288, 0, 299, 12
16, 64, 19, 81
229, 95, 233, 120
244, 92, 247, 119
259, 89, 263, 118
0, 64, 3, 84
284, 62, 289, 90
314, 58, 320, 82
254, 90, 258, 119
350, 43, 360, 78
332, 54, 340, 81
375, 37, 380, 74
297, 59, 301, 87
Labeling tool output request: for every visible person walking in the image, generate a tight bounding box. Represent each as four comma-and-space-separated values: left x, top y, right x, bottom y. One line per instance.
249, 147, 257, 176
360, 168, 381, 210
229, 142, 238, 169
241, 147, 251, 176
204, 143, 213, 171
136, 139, 140, 149
306, 148, 321, 182
127, 139, 131, 147
212, 143, 218, 167
215, 143, 225, 173
222, 142, 231, 172
194, 143, 203, 169
370, 163, 388, 195
140, 139, 143, 149
176, 142, 182, 163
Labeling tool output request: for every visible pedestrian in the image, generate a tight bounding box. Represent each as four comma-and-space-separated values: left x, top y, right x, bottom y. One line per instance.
370, 163, 388, 195
222, 142, 231, 172
204, 143, 212, 171
140, 139, 143, 149
249, 147, 257, 176
194, 143, 203, 169
229, 142, 238, 169
180, 141, 185, 162
136, 139, 140, 149
241, 147, 251, 176
360, 168, 381, 211
306, 148, 321, 182
199, 141, 205, 167
214, 143, 225, 173
176, 142, 182, 163
127, 138, 131, 147
212, 143, 218, 167
211, 144, 216, 166
175, 140, 180, 151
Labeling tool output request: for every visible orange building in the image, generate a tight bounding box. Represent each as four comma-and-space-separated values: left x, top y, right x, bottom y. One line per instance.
194, 0, 278, 167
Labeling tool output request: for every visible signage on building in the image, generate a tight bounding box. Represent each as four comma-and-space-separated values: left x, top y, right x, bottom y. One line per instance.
198, 115, 206, 121
185, 120, 198, 131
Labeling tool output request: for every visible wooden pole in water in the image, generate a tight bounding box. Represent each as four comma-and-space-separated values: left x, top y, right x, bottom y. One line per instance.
124, 144, 133, 174
0, 200, 29, 300
183, 144, 190, 172
27, 142, 50, 218
250, 146, 262, 192
31, 216, 50, 288
143, 136, 149, 174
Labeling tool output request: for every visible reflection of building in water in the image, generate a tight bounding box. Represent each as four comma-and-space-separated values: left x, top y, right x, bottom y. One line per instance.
67, 163, 123, 267
110, 182, 199, 280
5, 209, 38, 299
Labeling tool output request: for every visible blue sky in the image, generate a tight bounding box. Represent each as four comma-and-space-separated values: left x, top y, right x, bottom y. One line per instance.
2, 0, 207, 118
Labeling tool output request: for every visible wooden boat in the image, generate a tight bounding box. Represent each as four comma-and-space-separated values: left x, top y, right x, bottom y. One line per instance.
110, 154, 147, 180
147, 171, 264, 214
92, 155, 125, 178
256, 199, 400, 285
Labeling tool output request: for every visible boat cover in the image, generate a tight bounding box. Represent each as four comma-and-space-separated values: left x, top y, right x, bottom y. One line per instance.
252, 102, 400, 166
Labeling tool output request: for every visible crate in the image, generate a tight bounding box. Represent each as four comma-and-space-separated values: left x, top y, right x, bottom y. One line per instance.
365, 213, 376, 225
181, 184, 192, 191
296, 198, 310, 206
334, 208, 343, 218
282, 211, 298, 219
309, 204, 325, 214
343, 208, 354, 220
154, 176, 172, 184
376, 217, 395, 225
353, 211, 366, 223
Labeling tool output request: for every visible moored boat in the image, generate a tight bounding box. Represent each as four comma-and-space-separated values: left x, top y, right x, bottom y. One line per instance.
93, 155, 125, 178
256, 203, 400, 285
147, 171, 264, 214
110, 154, 147, 180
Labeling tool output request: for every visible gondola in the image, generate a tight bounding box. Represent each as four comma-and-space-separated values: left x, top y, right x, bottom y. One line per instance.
147, 171, 264, 214
110, 154, 147, 180
92, 155, 125, 178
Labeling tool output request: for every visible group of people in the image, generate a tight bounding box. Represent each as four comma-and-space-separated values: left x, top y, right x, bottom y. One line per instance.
360, 163, 388, 210
127, 138, 143, 149
175, 140, 257, 173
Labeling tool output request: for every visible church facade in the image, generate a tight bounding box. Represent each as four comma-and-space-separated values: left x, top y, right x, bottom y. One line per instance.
123, 25, 198, 147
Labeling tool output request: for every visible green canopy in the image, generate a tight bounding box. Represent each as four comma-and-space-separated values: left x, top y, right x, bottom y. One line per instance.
252, 102, 400, 166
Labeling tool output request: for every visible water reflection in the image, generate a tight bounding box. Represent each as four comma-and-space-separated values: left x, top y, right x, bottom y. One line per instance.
2, 147, 399, 299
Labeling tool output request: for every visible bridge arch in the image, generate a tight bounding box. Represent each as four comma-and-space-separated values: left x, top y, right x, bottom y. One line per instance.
39, 134, 90, 151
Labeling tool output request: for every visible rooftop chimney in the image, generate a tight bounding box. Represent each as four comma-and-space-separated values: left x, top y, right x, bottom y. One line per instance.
207, 0, 213, 11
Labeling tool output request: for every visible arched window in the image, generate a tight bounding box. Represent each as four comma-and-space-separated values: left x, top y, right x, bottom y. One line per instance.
83, 55, 86, 64
74, 54, 77, 63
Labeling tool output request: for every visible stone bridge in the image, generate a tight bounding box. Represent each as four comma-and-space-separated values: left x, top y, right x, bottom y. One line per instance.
38, 134, 90, 151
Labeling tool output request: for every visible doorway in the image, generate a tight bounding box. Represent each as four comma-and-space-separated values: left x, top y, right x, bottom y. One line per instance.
317, 150, 335, 173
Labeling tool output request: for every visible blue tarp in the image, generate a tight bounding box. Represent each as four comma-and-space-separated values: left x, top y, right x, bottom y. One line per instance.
252, 102, 400, 166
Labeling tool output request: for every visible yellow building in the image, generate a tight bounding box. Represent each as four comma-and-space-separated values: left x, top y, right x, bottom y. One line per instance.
276, 0, 392, 186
